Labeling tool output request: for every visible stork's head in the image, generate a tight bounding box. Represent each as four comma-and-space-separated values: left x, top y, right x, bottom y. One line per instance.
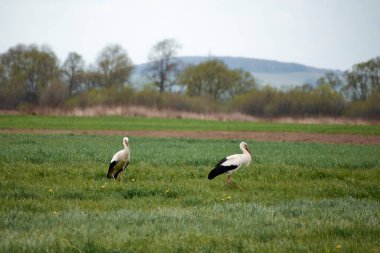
240, 142, 251, 156
123, 137, 129, 148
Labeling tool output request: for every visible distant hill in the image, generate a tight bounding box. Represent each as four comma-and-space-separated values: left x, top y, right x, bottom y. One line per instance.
131, 56, 343, 89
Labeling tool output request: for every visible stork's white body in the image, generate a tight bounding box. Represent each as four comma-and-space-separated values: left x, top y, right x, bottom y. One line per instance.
107, 137, 130, 180
208, 142, 252, 186
222, 152, 251, 175
110, 148, 130, 167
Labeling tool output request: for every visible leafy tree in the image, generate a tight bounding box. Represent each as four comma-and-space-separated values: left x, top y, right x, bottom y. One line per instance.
147, 39, 182, 93
0, 44, 60, 107
62, 52, 85, 96
96, 44, 134, 88
179, 59, 256, 100
228, 69, 257, 97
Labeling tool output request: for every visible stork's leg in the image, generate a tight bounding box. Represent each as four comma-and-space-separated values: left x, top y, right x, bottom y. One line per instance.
231, 181, 244, 191
233, 183, 244, 191
226, 175, 232, 190
119, 171, 123, 183
119, 165, 128, 184
226, 175, 232, 185
227, 175, 243, 191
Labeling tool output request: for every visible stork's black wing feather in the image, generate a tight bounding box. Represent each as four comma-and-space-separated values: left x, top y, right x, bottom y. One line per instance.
208, 158, 238, 180
107, 161, 118, 178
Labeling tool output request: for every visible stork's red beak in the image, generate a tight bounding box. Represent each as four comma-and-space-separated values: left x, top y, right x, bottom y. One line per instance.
246, 147, 251, 156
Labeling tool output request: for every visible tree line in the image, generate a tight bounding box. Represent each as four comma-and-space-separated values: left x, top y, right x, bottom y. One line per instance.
0, 39, 379, 119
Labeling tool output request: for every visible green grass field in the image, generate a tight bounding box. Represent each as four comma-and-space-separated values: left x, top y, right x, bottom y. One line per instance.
0, 132, 379, 252
1, 114, 380, 135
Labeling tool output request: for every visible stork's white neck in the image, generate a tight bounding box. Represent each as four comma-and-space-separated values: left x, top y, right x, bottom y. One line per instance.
123, 138, 129, 149
240, 143, 251, 156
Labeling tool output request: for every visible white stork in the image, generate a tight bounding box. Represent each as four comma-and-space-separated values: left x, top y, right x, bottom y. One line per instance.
208, 142, 252, 188
107, 137, 130, 182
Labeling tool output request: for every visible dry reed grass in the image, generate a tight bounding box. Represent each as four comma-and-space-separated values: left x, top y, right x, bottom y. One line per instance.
1, 105, 378, 125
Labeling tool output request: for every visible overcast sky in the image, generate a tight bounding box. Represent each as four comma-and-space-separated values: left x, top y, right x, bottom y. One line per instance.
1, 0, 379, 70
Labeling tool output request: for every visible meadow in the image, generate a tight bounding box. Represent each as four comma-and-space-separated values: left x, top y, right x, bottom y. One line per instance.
0, 132, 379, 252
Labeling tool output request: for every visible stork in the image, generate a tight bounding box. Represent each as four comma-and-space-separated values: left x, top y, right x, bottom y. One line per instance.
208, 142, 252, 189
107, 137, 130, 182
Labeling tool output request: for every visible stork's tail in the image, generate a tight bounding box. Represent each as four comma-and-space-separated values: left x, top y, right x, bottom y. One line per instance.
208, 166, 223, 179
107, 161, 117, 178
208, 164, 237, 180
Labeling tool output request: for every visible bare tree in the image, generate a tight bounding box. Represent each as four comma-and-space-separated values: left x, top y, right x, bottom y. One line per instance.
147, 39, 182, 93
344, 57, 380, 100
316, 71, 343, 92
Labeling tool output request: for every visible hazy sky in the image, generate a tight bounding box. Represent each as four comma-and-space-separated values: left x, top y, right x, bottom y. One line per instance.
1, 0, 379, 70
